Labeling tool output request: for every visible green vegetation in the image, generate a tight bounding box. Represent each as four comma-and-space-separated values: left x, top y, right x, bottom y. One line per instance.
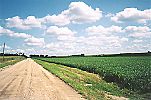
36, 56, 151, 96
0, 56, 25, 68
35, 59, 143, 100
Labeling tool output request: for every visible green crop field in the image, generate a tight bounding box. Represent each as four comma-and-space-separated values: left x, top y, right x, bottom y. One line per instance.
35, 59, 138, 100
0, 56, 25, 68
36, 56, 151, 95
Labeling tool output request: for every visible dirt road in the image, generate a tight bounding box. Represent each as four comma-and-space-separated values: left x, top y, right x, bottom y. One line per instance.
0, 58, 85, 100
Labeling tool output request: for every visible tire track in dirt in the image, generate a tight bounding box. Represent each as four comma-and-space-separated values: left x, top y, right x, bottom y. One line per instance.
0, 78, 16, 96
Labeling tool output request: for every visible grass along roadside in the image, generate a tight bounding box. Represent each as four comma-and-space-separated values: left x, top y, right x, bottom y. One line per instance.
34, 59, 144, 100
0, 56, 25, 68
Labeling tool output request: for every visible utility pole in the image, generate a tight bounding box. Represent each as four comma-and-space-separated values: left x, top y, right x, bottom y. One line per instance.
3, 43, 5, 61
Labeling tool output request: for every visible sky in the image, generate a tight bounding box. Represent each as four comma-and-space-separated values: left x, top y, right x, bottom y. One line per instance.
0, 0, 151, 56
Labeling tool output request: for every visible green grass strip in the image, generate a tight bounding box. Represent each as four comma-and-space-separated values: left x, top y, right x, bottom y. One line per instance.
0, 56, 25, 68
34, 59, 144, 100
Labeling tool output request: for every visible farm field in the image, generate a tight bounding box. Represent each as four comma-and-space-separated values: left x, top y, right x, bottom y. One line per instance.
35, 59, 146, 100
0, 56, 25, 68
36, 56, 151, 98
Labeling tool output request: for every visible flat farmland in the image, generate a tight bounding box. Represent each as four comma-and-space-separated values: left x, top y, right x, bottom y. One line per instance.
0, 56, 25, 68
37, 56, 151, 94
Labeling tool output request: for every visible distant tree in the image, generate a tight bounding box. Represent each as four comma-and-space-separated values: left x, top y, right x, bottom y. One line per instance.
81, 54, 85, 56
45, 55, 48, 57
40, 55, 44, 57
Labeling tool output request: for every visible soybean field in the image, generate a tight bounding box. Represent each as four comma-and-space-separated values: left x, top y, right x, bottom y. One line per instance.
37, 56, 151, 94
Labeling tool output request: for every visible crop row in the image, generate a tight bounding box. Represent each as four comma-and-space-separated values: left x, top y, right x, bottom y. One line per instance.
37, 56, 151, 94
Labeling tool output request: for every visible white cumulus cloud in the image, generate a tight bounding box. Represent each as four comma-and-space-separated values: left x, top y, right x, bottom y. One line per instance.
24, 37, 45, 46
83, 25, 129, 49
111, 8, 151, 23
86, 25, 123, 36
0, 26, 32, 38
42, 14, 70, 26
0, 26, 45, 47
6, 16, 43, 30
45, 26, 76, 41
124, 26, 151, 38
5, 2, 102, 29
46, 26, 75, 36
62, 2, 102, 24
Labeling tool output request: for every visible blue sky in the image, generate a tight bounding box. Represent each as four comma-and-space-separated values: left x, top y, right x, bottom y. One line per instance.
0, 0, 151, 55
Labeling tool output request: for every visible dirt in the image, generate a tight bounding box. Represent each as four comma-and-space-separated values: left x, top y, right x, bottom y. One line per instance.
0, 58, 85, 100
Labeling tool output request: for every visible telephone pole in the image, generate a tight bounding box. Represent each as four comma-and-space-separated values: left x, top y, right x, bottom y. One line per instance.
3, 43, 5, 61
